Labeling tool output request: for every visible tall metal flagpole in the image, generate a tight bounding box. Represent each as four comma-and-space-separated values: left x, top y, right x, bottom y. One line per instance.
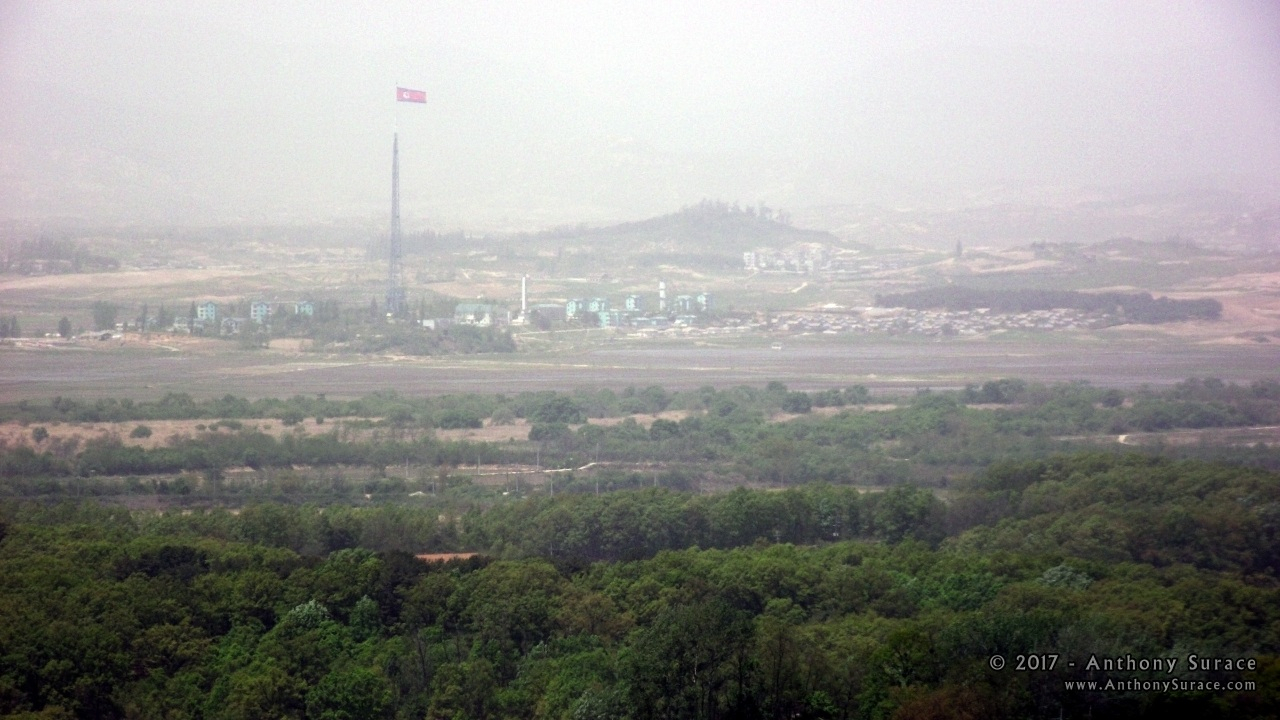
386, 131, 404, 319
387, 86, 425, 320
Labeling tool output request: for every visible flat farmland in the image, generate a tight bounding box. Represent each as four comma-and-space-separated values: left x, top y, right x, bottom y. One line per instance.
3, 229, 1278, 403
1, 333, 1276, 402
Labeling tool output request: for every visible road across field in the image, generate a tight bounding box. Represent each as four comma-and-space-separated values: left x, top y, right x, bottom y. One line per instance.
1, 335, 1276, 401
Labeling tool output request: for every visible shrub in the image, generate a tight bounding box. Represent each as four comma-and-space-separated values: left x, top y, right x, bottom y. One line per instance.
437, 409, 483, 429
529, 422, 571, 442
781, 392, 812, 414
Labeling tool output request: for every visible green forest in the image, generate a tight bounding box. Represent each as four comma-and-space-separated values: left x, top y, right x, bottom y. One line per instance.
1, 379, 1278, 718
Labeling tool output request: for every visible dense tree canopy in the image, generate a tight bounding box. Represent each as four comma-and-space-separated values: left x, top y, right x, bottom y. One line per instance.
1, 379, 1278, 718
0, 452, 1276, 719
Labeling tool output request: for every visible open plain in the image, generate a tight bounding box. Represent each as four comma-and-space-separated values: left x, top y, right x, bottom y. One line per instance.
2, 331, 1276, 402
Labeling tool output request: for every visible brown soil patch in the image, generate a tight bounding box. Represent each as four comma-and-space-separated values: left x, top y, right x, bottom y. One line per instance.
0, 267, 253, 294
1198, 271, 1280, 294
1107, 272, 1280, 343
1118, 425, 1280, 446
971, 259, 1062, 274
11, 333, 229, 354
435, 421, 531, 443
586, 411, 690, 427
415, 552, 481, 563
122, 335, 227, 352
771, 405, 846, 422
268, 338, 311, 352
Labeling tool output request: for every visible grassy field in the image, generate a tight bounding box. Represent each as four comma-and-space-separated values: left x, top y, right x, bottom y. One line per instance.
2, 330, 1276, 402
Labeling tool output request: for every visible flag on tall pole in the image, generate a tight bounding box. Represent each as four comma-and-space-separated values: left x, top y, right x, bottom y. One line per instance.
396, 87, 427, 103
387, 84, 424, 319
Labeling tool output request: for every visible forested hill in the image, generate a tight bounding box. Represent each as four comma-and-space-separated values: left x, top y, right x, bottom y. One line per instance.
533, 199, 840, 253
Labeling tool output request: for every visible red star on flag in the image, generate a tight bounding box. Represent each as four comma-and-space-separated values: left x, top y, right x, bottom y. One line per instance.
397, 87, 427, 103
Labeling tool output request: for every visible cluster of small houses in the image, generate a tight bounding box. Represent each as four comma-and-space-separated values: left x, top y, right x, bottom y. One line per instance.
140, 300, 315, 335
99, 294, 1105, 340
768, 307, 1100, 336
439, 290, 1099, 338
744, 247, 829, 274
744, 245, 931, 279
747, 246, 925, 277
452, 291, 715, 330
556, 292, 714, 328
113, 289, 720, 337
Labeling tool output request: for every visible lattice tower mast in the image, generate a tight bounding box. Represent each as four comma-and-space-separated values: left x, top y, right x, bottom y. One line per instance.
386, 133, 406, 318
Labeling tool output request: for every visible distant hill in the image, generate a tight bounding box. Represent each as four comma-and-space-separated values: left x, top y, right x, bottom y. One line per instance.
797, 189, 1280, 252
529, 200, 841, 255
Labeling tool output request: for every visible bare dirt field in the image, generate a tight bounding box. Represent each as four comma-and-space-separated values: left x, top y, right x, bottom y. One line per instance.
0, 267, 255, 295
587, 411, 691, 426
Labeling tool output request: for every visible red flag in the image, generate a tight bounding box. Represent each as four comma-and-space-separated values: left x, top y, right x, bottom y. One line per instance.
396, 87, 427, 103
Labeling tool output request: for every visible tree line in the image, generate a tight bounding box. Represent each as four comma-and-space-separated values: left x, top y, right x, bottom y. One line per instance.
1, 236, 120, 274
49, 289, 516, 356
6, 379, 1280, 491
876, 286, 1222, 323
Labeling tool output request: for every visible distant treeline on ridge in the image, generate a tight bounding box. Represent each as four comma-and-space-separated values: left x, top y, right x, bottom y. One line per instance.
876, 286, 1222, 323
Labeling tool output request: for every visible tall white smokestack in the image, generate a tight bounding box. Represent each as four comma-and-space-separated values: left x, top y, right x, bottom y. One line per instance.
521, 275, 528, 314
658, 280, 667, 312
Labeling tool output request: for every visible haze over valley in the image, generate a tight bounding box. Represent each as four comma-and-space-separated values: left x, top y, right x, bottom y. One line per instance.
3, 4, 1280, 719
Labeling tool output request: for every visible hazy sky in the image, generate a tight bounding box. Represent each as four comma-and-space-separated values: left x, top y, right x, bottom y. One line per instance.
2, 1, 1278, 229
